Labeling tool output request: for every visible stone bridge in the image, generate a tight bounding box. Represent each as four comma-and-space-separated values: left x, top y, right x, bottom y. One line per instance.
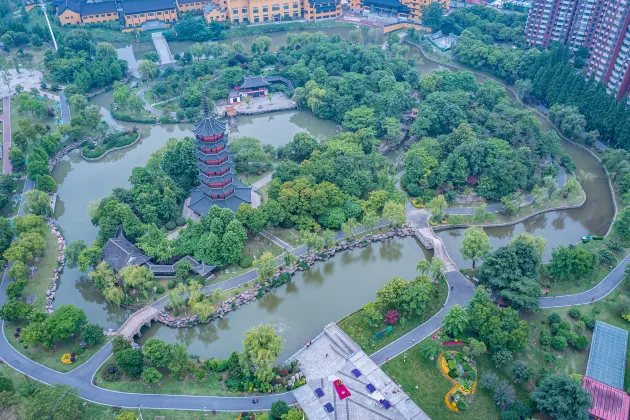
415, 226, 458, 273
117, 305, 160, 340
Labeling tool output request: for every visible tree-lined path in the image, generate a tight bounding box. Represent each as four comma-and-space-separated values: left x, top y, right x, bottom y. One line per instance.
1, 96, 10, 175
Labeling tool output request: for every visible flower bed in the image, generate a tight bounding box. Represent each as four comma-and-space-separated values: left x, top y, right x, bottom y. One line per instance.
438, 351, 477, 412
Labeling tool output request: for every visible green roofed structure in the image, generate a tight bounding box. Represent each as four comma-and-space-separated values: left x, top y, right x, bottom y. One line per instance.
586, 321, 628, 390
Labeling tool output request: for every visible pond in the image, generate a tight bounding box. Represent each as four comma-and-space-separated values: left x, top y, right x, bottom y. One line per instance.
138, 237, 431, 361
50, 90, 339, 328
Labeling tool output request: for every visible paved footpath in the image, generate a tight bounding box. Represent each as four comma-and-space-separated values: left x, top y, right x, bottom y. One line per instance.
1, 96, 10, 174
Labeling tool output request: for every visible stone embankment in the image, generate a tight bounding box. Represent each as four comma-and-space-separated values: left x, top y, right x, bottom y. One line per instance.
157, 226, 418, 329
433, 196, 587, 233
47, 139, 98, 172
44, 220, 66, 313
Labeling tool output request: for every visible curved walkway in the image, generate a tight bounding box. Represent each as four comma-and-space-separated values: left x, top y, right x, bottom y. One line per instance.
0, 39, 624, 414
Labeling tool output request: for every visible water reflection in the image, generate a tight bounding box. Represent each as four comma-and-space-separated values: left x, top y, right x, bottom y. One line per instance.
139, 237, 432, 360
231, 110, 341, 147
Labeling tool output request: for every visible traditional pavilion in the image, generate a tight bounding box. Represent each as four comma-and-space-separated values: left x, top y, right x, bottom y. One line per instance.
187, 95, 251, 215
228, 76, 270, 104
102, 228, 215, 278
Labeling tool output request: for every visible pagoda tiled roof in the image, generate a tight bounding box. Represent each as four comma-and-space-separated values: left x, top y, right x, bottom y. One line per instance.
197, 158, 233, 173
198, 170, 234, 184
195, 137, 228, 148
193, 115, 226, 138
195, 149, 230, 161
189, 185, 251, 214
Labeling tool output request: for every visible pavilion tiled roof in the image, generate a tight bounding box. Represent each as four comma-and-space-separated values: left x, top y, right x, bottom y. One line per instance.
101, 228, 151, 272
583, 376, 630, 420
238, 76, 270, 90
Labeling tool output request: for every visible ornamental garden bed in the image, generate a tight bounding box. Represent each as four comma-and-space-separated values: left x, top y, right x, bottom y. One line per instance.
439, 351, 477, 413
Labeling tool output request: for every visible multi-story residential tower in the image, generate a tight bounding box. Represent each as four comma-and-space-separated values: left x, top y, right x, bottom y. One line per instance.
526, 0, 630, 99
585, 0, 630, 99
525, 0, 579, 47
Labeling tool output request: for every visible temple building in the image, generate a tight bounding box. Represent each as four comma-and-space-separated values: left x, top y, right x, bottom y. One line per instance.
187, 97, 251, 215
102, 228, 215, 278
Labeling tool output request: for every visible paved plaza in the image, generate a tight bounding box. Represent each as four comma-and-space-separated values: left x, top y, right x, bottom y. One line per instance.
216, 93, 297, 116
0, 68, 43, 97
292, 324, 430, 420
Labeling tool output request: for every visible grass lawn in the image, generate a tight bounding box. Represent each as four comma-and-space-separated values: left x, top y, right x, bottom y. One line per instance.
10, 95, 60, 137
238, 170, 270, 187
4, 320, 110, 373
339, 278, 448, 354
208, 233, 283, 284
113, 105, 158, 121
95, 358, 237, 396
21, 229, 61, 312
0, 178, 25, 218
442, 181, 585, 228
266, 226, 302, 248
257, 182, 271, 203
0, 362, 252, 419
383, 291, 625, 419
382, 342, 528, 420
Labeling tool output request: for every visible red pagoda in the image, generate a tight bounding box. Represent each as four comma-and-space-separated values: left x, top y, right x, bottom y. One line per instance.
188, 95, 251, 215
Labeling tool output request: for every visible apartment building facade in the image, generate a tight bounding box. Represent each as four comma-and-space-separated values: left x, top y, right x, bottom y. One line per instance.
526, 0, 630, 99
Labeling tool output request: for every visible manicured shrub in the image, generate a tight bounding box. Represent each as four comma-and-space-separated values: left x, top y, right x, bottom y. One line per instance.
494, 380, 516, 406
167, 281, 177, 289
548, 312, 561, 324
175, 216, 186, 226
239, 255, 253, 268
512, 361, 534, 383
568, 308, 582, 320
543, 352, 555, 364
551, 336, 568, 351
540, 329, 552, 347
155, 286, 165, 294
567, 332, 579, 345
572, 335, 590, 351
582, 315, 596, 329
0, 374, 14, 393
501, 401, 532, 420
492, 349, 513, 368
574, 320, 585, 332
100, 363, 122, 381
605, 237, 624, 252
165, 221, 176, 230
559, 320, 571, 331
385, 310, 399, 325
598, 248, 616, 266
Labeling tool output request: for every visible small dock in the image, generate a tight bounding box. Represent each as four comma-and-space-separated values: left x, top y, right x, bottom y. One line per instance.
151, 32, 176, 65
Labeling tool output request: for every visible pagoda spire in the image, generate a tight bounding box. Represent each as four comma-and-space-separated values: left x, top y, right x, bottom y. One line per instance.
203, 86, 210, 117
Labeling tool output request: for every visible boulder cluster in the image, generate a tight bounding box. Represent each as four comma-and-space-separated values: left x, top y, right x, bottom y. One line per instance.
45, 220, 66, 314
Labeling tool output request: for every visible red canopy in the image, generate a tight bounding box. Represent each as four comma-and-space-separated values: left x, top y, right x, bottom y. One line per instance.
333, 379, 351, 400
583, 376, 630, 420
